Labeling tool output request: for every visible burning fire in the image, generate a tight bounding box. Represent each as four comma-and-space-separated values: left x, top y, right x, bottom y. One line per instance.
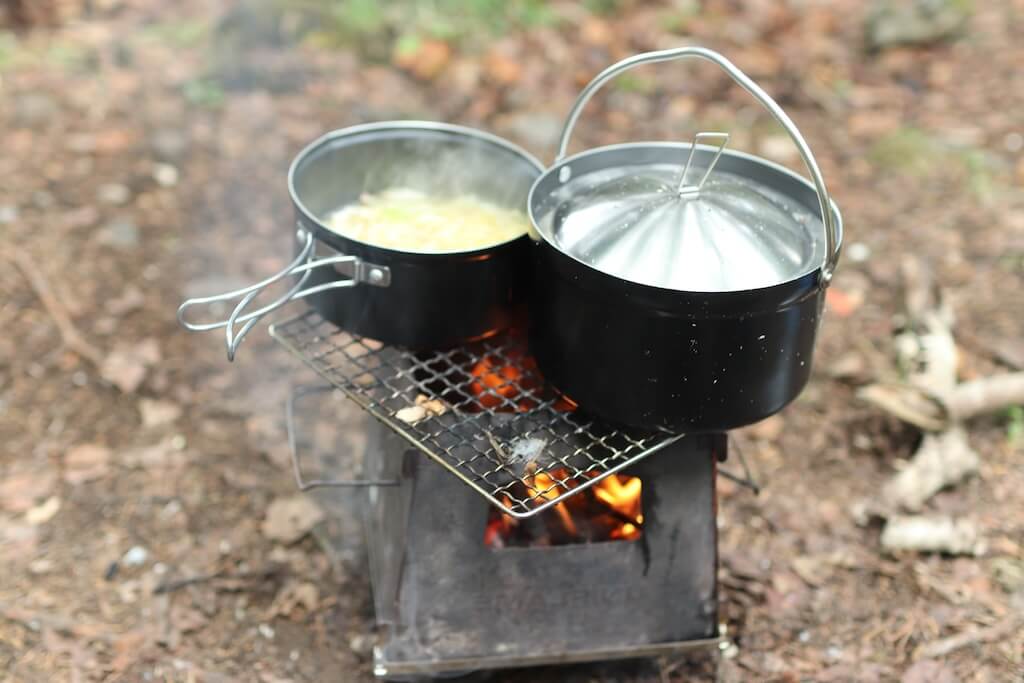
468, 349, 576, 413
471, 347, 641, 547
484, 469, 643, 548
471, 352, 536, 411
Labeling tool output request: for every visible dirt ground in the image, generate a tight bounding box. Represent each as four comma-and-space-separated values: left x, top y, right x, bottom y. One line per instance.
1, 1, 1023, 681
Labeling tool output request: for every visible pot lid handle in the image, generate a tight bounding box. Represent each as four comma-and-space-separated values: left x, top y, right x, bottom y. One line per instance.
555, 47, 840, 285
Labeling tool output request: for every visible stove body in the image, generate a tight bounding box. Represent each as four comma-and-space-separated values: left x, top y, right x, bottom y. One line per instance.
272, 312, 725, 679
360, 419, 722, 679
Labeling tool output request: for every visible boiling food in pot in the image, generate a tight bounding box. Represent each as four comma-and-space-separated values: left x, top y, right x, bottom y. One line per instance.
325, 189, 530, 252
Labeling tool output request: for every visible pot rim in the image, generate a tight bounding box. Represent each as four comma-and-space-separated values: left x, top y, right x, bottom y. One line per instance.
288, 120, 545, 258
527, 141, 844, 295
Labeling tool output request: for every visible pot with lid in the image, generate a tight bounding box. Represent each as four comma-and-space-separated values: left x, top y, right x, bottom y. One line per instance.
527, 47, 843, 431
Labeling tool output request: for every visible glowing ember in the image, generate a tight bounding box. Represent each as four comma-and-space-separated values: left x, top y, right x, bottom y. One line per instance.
467, 347, 575, 413
468, 352, 532, 411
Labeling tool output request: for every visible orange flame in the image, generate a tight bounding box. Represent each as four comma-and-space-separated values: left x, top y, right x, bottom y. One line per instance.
485, 468, 643, 547
469, 347, 636, 547
468, 350, 575, 413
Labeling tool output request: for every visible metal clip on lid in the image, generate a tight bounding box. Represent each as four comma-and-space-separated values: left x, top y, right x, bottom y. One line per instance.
676, 132, 729, 197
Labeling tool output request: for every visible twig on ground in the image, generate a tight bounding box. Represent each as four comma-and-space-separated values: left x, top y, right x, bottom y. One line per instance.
153, 565, 283, 595
1, 246, 104, 367
945, 372, 1024, 421
915, 616, 1020, 660
0, 602, 115, 643
859, 372, 1024, 432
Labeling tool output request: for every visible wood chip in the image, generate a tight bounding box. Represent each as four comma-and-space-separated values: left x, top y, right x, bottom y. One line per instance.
139, 399, 182, 427
395, 405, 428, 424
881, 515, 984, 556
882, 428, 979, 512
24, 496, 61, 525
63, 444, 112, 485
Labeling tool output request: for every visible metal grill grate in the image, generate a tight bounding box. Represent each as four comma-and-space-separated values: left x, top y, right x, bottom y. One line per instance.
269, 310, 685, 518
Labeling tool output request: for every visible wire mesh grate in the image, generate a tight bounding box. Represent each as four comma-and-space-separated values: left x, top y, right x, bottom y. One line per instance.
269, 310, 685, 519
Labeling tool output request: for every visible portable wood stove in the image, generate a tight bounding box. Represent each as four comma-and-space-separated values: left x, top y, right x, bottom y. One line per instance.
272, 311, 748, 680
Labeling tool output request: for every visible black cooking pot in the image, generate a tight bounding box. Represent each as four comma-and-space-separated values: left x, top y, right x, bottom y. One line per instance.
178, 122, 543, 359
526, 48, 843, 432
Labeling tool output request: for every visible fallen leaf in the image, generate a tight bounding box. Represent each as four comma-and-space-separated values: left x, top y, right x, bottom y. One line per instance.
25, 496, 61, 525
105, 285, 145, 316
139, 399, 182, 428
393, 38, 451, 80
759, 134, 801, 163
110, 630, 149, 673
826, 288, 862, 318
828, 352, 867, 381
901, 659, 960, 683
121, 439, 184, 469
580, 18, 613, 46
267, 581, 320, 620
484, 48, 523, 86
791, 555, 832, 587
101, 339, 162, 392
991, 558, 1024, 593
0, 469, 56, 513
2, 522, 39, 553
100, 351, 147, 393
134, 338, 162, 365
170, 603, 209, 635
747, 414, 784, 441
64, 444, 112, 484
261, 496, 325, 544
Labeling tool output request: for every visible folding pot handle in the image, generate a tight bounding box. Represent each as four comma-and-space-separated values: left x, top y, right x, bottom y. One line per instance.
556, 46, 840, 285
286, 384, 400, 491
176, 228, 391, 361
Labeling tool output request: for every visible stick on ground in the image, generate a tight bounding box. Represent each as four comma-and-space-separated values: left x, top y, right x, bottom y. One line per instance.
2, 246, 104, 367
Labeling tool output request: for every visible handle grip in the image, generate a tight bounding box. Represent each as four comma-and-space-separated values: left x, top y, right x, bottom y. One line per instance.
177, 228, 390, 361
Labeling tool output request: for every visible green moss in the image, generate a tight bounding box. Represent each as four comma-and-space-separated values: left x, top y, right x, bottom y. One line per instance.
182, 77, 225, 108
868, 127, 941, 174
658, 0, 699, 33
869, 126, 1001, 201
139, 19, 211, 48
0, 32, 19, 72
298, 0, 562, 54
1007, 405, 1024, 444
583, 0, 624, 15
613, 73, 656, 94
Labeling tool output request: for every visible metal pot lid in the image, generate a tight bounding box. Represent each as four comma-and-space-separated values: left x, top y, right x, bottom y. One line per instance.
536, 134, 827, 292
529, 46, 841, 295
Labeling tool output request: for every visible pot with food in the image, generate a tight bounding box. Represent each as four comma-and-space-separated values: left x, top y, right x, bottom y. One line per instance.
178, 122, 543, 359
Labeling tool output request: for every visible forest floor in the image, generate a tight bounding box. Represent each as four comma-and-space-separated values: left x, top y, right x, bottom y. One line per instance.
1, 0, 1023, 681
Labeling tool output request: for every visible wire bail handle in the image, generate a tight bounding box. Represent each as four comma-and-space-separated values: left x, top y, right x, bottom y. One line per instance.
555, 46, 840, 285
